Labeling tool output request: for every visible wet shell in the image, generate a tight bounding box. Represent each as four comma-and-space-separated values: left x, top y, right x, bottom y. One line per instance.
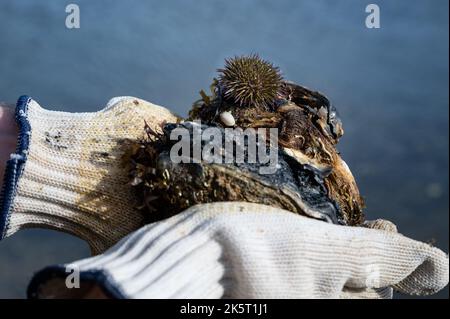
128, 122, 343, 225
187, 79, 364, 225
137, 56, 365, 226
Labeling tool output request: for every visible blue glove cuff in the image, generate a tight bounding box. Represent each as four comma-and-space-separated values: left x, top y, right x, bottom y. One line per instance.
0, 95, 32, 239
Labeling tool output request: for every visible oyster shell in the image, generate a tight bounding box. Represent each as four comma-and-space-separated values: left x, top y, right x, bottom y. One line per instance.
188, 81, 365, 226
128, 56, 364, 226
129, 122, 343, 224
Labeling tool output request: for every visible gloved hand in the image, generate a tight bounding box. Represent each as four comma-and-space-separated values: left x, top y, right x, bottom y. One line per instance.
27, 202, 449, 299
0, 96, 178, 254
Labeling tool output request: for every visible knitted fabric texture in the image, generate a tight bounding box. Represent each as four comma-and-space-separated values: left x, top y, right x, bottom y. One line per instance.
0, 96, 178, 254
28, 202, 449, 299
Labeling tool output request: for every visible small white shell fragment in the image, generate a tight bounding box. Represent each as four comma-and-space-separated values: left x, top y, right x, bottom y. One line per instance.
220, 111, 236, 127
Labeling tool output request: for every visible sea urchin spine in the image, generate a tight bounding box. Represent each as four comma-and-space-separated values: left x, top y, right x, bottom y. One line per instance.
218, 54, 283, 109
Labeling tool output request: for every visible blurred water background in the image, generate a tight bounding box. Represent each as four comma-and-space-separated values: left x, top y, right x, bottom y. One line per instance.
0, 0, 448, 298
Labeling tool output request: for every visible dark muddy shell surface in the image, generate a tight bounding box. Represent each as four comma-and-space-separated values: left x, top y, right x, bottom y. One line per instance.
131, 122, 344, 224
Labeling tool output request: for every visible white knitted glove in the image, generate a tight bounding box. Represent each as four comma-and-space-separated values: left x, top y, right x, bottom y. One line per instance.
27, 202, 449, 299
0, 96, 178, 254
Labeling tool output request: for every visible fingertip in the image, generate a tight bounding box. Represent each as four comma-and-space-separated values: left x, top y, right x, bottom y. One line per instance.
0, 104, 18, 135
0, 105, 5, 119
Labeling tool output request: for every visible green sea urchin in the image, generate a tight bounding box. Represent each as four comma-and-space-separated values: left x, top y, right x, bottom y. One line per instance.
218, 54, 283, 109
